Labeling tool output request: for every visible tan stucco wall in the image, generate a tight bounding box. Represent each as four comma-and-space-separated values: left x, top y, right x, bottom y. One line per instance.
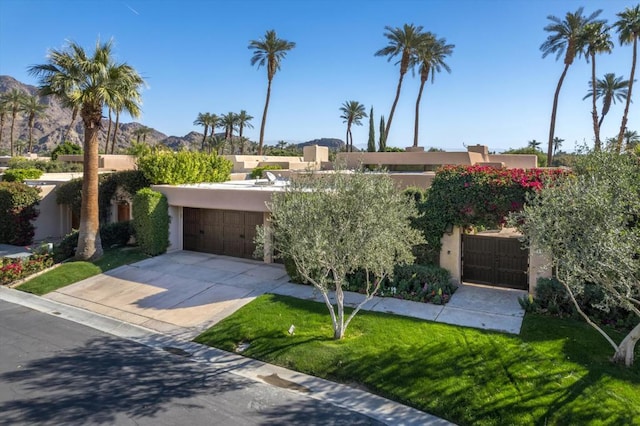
336, 151, 479, 169
439, 226, 462, 285
32, 184, 70, 242
528, 248, 552, 294
488, 154, 538, 169
152, 184, 278, 213
58, 154, 137, 171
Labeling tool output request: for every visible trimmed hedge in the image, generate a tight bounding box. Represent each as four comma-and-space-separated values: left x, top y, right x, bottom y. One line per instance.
132, 188, 169, 256
137, 150, 232, 184
51, 141, 82, 160
8, 157, 82, 173
250, 165, 282, 179
0, 182, 40, 245
2, 168, 44, 182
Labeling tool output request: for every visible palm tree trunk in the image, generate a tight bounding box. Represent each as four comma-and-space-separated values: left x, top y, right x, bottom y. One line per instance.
201, 125, 208, 151
76, 108, 103, 261
9, 111, 17, 156
258, 78, 272, 155
385, 71, 406, 143
413, 77, 427, 148
590, 54, 601, 151
105, 108, 113, 153
27, 116, 35, 153
345, 126, 350, 152
111, 111, 120, 154
0, 114, 5, 149
547, 63, 570, 166
63, 107, 78, 143
617, 37, 637, 153
239, 125, 245, 154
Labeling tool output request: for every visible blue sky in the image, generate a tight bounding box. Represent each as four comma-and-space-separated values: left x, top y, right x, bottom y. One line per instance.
0, 0, 636, 152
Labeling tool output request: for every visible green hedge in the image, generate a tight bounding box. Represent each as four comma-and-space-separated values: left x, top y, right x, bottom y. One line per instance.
2, 168, 44, 182
8, 157, 82, 173
132, 188, 169, 256
250, 165, 282, 179
0, 182, 40, 245
137, 150, 232, 184
56, 170, 151, 224
51, 141, 83, 160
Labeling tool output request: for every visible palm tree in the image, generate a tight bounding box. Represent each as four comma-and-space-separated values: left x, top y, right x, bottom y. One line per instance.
236, 110, 254, 154
248, 30, 296, 155
614, 5, 640, 152
339, 101, 367, 152
107, 64, 144, 154
375, 23, 424, 143
541, 7, 603, 164
22, 94, 48, 153
221, 112, 238, 153
528, 139, 542, 150
413, 32, 454, 148
29, 39, 144, 260
553, 137, 564, 156
584, 21, 613, 150
583, 73, 630, 128
194, 112, 214, 151
623, 129, 640, 151
5, 89, 26, 156
133, 125, 152, 143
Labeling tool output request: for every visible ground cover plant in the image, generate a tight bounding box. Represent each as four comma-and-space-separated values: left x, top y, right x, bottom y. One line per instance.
195, 294, 640, 426
16, 247, 148, 295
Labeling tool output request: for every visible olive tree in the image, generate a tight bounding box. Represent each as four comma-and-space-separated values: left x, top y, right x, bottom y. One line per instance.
512, 153, 640, 366
256, 169, 424, 339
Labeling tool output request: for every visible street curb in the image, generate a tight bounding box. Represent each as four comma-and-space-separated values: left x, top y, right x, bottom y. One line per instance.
0, 286, 454, 426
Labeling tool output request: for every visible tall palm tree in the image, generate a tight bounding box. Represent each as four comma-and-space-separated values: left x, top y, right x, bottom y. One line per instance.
5, 89, 26, 156
541, 7, 603, 164
105, 106, 114, 152
583, 73, 630, 128
221, 112, 238, 154
133, 125, 152, 143
614, 5, 640, 152
339, 101, 367, 152
107, 64, 143, 154
553, 137, 564, 156
0, 97, 9, 151
584, 21, 613, 150
22, 94, 48, 153
236, 110, 254, 154
194, 112, 213, 151
29, 39, 144, 260
375, 23, 424, 143
248, 30, 296, 155
412, 32, 454, 148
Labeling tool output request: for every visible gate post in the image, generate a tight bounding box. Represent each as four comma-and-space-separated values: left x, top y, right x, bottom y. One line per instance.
528, 246, 552, 294
439, 226, 462, 285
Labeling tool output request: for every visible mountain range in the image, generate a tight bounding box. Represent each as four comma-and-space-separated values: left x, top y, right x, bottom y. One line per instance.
0, 75, 345, 154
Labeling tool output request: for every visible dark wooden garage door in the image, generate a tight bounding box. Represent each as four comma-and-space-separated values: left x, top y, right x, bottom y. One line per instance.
462, 234, 529, 290
183, 208, 263, 259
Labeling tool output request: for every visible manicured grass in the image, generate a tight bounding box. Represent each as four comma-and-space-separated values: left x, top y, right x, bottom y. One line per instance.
17, 247, 149, 295
195, 294, 640, 426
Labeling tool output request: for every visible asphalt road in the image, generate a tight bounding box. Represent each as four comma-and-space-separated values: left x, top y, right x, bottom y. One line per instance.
0, 299, 383, 426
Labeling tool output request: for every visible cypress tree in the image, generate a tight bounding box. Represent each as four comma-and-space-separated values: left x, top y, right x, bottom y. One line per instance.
379, 115, 387, 152
367, 106, 376, 152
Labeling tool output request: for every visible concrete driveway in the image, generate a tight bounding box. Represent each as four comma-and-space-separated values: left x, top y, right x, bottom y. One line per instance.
45, 251, 291, 339
44, 251, 527, 338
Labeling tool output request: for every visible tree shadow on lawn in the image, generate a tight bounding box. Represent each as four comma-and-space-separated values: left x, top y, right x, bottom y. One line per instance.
0, 336, 248, 425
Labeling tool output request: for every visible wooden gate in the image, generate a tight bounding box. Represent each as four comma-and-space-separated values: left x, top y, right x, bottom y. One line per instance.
183, 208, 263, 260
462, 234, 529, 290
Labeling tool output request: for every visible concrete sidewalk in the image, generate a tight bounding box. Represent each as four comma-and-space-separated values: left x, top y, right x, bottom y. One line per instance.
42, 251, 526, 339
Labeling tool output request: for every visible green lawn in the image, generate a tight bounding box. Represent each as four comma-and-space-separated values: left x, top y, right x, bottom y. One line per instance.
17, 247, 149, 295
195, 294, 640, 426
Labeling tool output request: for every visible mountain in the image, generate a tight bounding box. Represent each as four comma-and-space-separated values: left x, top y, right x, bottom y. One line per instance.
297, 138, 345, 151
0, 75, 193, 154
0, 75, 345, 155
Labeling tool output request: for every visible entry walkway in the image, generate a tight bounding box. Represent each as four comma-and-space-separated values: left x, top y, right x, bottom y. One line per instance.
43, 251, 526, 339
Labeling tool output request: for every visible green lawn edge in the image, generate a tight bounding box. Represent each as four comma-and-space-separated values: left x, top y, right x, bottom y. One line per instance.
194, 293, 640, 426
16, 247, 149, 295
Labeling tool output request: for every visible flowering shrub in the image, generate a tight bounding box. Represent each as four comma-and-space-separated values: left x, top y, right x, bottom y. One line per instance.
0, 182, 40, 245
413, 165, 570, 262
0, 254, 53, 285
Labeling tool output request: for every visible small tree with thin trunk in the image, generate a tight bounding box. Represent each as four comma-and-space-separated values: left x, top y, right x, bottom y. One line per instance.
256, 168, 424, 340
367, 106, 376, 152
511, 152, 640, 366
